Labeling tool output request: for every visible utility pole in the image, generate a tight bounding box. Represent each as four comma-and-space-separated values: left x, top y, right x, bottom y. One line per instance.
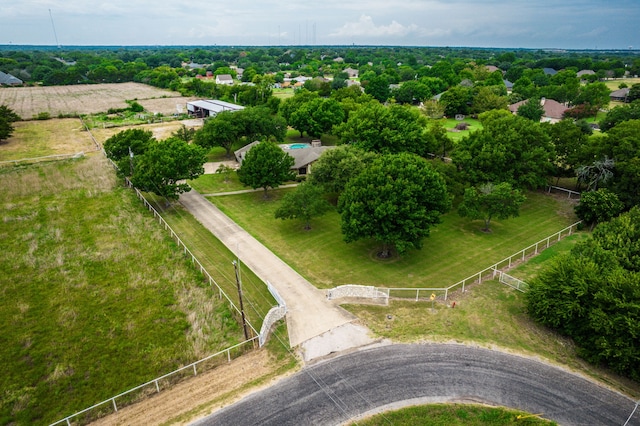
232, 260, 250, 340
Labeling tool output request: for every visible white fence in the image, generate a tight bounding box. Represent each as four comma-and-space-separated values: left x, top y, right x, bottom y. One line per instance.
0, 151, 85, 166
49, 338, 257, 426
259, 282, 287, 347
496, 271, 529, 292
547, 185, 581, 199
327, 221, 581, 302
327, 285, 390, 302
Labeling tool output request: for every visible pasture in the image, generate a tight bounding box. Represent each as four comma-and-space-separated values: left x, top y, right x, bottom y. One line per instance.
0, 155, 246, 424
0, 82, 194, 118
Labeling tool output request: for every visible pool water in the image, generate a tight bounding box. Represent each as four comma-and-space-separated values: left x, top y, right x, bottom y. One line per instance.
289, 143, 310, 149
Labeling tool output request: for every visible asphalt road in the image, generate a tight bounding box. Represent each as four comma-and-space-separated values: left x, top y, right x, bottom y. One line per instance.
192, 344, 639, 426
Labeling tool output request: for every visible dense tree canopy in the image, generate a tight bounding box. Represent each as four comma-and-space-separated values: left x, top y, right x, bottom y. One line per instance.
308, 145, 377, 195
103, 128, 155, 175
335, 101, 433, 156
289, 98, 344, 138
337, 153, 450, 257
527, 207, 640, 381
452, 110, 554, 189
574, 188, 624, 229
237, 141, 295, 197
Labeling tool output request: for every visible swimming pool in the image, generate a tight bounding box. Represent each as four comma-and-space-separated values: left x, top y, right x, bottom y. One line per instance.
288, 143, 311, 149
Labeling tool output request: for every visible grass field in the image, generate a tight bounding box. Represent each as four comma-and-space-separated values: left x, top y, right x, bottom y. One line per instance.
602, 77, 640, 91
0, 119, 97, 161
189, 171, 246, 193
207, 189, 577, 289
353, 403, 555, 425
0, 83, 193, 119
442, 117, 483, 142
0, 156, 247, 424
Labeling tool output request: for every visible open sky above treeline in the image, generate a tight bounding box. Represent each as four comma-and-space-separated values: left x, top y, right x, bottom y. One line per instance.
1, 0, 639, 49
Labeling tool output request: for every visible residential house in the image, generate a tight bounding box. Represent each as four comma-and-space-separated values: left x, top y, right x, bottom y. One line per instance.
215, 74, 234, 85
577, 70, 596, 78
610, 88, 630, 102
0, 71, 23, 86
485, 65, 502, 73
186, 99, 244, 118
543, 68, 558, 76
508, 98, 568, 123
343, 67, 359, 78
234, 141, 335, 175
503, 79, 514, 92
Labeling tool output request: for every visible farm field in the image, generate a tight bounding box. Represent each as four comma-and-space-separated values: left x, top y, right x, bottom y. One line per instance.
0, 155, 248, 424
0, 82, 194, 118
89, 118, 203, 144
0, 118, 97, 161
207, 189, 578, 289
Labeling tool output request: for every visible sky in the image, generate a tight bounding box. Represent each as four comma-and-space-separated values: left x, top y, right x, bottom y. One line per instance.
1, 0, 639, 49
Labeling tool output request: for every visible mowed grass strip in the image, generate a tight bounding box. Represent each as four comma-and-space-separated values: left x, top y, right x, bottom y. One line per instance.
0, 119, 97, 161
145, 199, 277, 329
352, 403, 556, 425
207, 189, 577, 289
0, 156, 245, 425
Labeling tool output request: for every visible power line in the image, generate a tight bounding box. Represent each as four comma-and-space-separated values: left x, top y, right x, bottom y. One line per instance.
48, 9, 61, 49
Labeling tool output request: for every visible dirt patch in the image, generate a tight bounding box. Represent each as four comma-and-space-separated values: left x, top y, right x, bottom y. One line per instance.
91, 349, 294, 426
0, 83, 192, 118
89, 120, 204, 145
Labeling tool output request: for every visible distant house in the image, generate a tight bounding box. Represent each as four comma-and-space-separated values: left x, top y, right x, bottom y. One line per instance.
509, 98, 568, 123
343, 67, 359, 78
186, 99, 244, 118
543, 68, 558, 76
610, 88, 630, 102
0, 71, 23, 86
215, 74, 234, 85
485, 65, 501, 73
459, 79, 474, 87
503, 79, 514, 92
234, 141, 335, 175
577, 70, 596, 78
333, 57, 344, 63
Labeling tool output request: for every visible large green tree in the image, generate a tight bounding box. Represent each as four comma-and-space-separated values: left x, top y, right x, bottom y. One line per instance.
457, 182, 526, 232
274, 182, 332, 230
130, 137, 206, 202
237, 141, 295, 197
103, 128, 155, 176
308, 145, 377, 195
289, 98, 344, 138
517, 98, 545, 122
335, 101, 433, 156
527, 207, 640, 381
337, 153, 450, 257
452, 110, 554, 189
574, 188, 624, 230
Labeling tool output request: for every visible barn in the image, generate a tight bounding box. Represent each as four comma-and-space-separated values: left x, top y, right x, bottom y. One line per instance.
186, 100, 244, 118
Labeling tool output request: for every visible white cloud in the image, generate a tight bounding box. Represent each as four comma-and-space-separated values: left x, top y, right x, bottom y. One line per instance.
329, 15, 421, 38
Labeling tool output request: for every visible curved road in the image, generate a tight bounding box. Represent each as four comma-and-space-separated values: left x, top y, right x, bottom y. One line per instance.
192, 344, 639, 426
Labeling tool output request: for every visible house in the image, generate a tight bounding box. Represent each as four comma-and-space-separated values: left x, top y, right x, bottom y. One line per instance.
0, 71, 23, 86
577, 70, 596, 78
234, 141, 335, 175
215, 74, 234, 85
508, 98, 568, 123
186, 99, 244, 118
610, 88, 630, 102
486, 65, 501, 73
343, 67, 359, 78
543, 68, 558, 76
333, 57, 344, 63
503, 79, 514, 92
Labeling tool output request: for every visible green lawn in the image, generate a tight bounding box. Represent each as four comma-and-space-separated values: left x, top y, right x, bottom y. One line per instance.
442, 117, 483, 142
189, 171, 246, 194
0, 156, 246, 425
207, 190, 577, 289
353, 403, 555, 425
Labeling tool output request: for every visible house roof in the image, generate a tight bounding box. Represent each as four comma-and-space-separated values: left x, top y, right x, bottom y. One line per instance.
503, 79, 514, 89
234, 142, 335, 169
577, 70, 596, 77
216, 74, 233, 82
486, 65, 501, 73
509, 98, 568, 120
543, 68, 558, 76
0, 71, 22, 85
186, 99, 244, 115
610, 88, 630, 99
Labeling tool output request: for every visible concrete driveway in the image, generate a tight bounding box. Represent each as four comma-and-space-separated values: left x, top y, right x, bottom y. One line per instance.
179, 189, 375, 360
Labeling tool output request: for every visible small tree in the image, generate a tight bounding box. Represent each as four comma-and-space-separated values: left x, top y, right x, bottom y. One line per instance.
517, 98, 545, 122
457, 182, 526, 232
215, 164, 234, 183
0, 105, 21, 143
237, 141, 295, 198
172, 124, 196, 143
574, 188, 624, 229
274, 182, 332, 230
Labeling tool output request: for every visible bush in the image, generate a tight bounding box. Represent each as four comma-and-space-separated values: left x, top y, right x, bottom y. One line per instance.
34, 112, 50, 120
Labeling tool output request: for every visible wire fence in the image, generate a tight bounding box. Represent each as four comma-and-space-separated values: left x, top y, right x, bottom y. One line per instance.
328, 221, 581, 303
547, 185, 581, 199
0, 151, 86, 166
